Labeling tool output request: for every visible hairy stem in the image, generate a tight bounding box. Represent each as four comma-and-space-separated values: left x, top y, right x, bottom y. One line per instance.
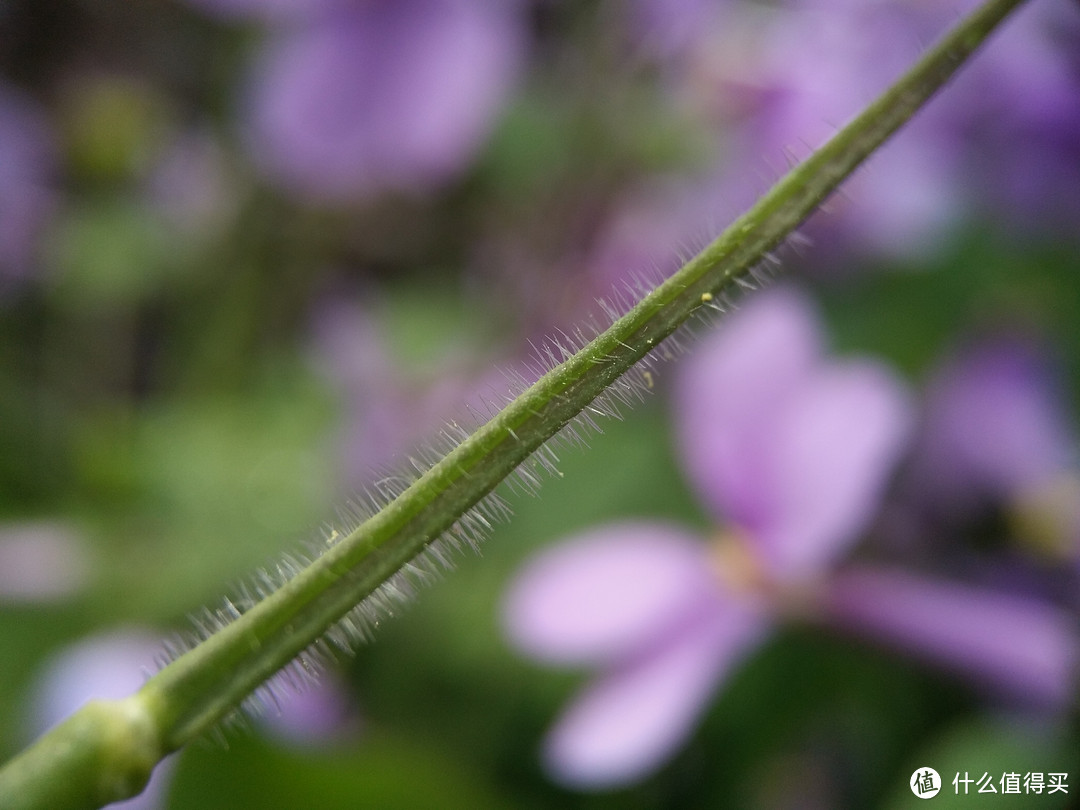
0, 1, 1027, 807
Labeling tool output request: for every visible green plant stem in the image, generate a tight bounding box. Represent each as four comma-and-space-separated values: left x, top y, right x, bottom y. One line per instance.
0, 1, 1027, 807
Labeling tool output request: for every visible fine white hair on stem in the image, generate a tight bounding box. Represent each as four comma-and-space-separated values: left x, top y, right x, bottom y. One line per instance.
154, 218, 804, 734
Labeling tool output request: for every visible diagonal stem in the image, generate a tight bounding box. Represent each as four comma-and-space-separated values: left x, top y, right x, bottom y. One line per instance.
0, 1, 1028, 807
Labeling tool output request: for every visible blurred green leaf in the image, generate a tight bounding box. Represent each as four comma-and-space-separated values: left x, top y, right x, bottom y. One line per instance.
884, 716, 1077, 810
168, 731, 513, 810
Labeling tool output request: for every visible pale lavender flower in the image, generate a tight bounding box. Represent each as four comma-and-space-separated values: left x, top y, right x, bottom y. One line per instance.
505, 522, 770, 788
0, 82, 57, 280
504, 289, 1078, 789
674, 0, 1080, 262
241, 0, 526, 201
627, 0, 729, 62
0, 523, 92, 603
707, 1, 967, 261
503, 287, 913, 788
256, 670, 363, 747
673, 288, 913, 582
909, 337, 1080, 554
310, 298, 510, 489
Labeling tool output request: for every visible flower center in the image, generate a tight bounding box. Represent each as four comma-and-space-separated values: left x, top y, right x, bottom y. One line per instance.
708, 528, 769, 597
1010, 472, 1080, 558
707, 528, 826, 621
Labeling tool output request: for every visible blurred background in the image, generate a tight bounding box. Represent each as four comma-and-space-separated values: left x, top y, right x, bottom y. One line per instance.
2, 0, 1080, 807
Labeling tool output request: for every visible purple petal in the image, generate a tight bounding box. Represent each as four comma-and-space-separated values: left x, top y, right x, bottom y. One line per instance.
675, 287, 824, 526
912, 338, 1077, 510
675, 287, 911, 579
244, 0, 524, 200
0, 82, 57, 278
827, 566, 1078, 707
752, 361, 912, 580
628, 0, 727, 61
503, 523, 715, 666
258, 672, 362, 747
0, 523, 91, 603
543, 593, 769, 788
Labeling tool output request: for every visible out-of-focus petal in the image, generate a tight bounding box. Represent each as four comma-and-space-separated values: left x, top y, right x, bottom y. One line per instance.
543, 593, 769, 788
0, 82, 57, 279
503, 523, 714, 666
243, 0, 524, 200
0, 523, 92, 603
753, 361, 912, 581
258, 672, 362, 747
826, 566, 1078, 707
628, 0, 727, 61
675, 287, 823, 526
913, 339, 1077, 511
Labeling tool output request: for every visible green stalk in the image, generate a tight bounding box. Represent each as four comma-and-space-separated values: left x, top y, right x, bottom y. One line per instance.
0, 1, 1027, 807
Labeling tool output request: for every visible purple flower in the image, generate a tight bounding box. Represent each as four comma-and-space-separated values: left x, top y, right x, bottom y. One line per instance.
0, 82, 57, 280
256, 671, 363, 747
241, 0, 526, 201
671, 0, 1080, 262
674, 288, 912, 581
503, 289, 1079, 789
626, 0, 729, 62
909, 337, 1080, 553
503, 288, 913, 787
505, 522, 770, 787
310, 298, 511, 489
709, 1, 969, 261
0, 523, 92, 603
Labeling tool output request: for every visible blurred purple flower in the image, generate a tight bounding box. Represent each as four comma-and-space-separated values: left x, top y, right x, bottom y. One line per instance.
673, 288, 913, 581
939, 0, 1080, 235
0, 82, 57, 280
503, 288, 913, 787
0, 523, 92, 603
908, 337, 1080, 555
503, 288, 1079, 789
310, 298, 510, 489
505, 522, 770, 788
257, 671, 363, 747
627, 0, 729, 62
673, 0, 1080, 262
241, 0, 526, 201
709, 1, 970, 262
